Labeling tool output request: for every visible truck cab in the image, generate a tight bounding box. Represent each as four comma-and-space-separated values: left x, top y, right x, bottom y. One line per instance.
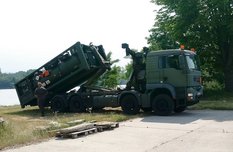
119, 45, 203, 115
146, 49, 203, 107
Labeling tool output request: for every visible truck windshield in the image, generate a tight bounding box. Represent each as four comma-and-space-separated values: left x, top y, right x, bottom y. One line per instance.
186, 55, 200, 70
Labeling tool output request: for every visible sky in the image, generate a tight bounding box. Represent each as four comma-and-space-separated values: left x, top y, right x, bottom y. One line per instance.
0, 0, 157, 73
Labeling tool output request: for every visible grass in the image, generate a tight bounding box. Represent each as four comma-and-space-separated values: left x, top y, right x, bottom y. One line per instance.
0, 106, 139, 150
191, 99, 233, 110
190, 89, 233, 110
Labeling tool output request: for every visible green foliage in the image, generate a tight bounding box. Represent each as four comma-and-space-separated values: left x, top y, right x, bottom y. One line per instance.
122, 62, 133, 80
204, 80, 224, 91
147, 6, 178, 50
148, 0, 233, 91
191, 89, 233, 110
94, 51, 122, 89
0, 123, 14, 147
0, 69, 34, 89
98, 65, 122, 89
191, 100, 233, 110
106, 51, 120, 64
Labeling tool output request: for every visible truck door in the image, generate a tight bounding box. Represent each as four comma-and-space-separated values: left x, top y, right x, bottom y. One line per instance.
162, 55, 187, 86
162, 55, 187, 101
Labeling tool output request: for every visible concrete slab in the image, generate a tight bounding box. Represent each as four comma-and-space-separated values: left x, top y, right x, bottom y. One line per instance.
4, 110, 233, 152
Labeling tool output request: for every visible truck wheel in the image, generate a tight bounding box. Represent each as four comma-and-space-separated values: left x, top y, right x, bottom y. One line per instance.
51, 95, 66, 112
121, 94, 140, 115
69, 95, 85, 113
152, 94, 174, 116
174, 106, 186, 113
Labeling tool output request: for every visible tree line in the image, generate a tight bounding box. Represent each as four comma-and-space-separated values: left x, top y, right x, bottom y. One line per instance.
0, 69, 34, 89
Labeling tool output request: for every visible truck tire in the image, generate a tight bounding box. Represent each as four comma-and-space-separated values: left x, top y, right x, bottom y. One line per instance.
174, 106, 186, 113
152, 94, 174, 116
69, 95, 85, 113
121, 94, 140, 115
51, 95, 66, 112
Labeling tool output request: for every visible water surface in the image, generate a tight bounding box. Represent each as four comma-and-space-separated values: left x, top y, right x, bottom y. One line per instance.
0, 89, 19, 106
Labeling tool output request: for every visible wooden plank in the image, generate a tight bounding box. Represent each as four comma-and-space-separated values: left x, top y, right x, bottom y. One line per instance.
94, 122, 119, 131
69, 128, 97, 139
70, 128, 97, 135
56, 128, 98, 139
59, 123, 94, 134
95, 122, 119, 127
94, 121, 119, 127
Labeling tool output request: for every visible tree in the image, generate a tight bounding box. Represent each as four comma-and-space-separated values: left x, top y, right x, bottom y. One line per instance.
95, 52, 121, 89
124, 62, 133, 80
148, 0, 233, 91
98, 65, 121, 89
106, 51, 120, 65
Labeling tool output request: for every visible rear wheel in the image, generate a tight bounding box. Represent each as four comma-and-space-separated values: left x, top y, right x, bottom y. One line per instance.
152, 94, 174, 116
121, 94, 140, 115
69, 95, 86, 113
51, 95, 66, 112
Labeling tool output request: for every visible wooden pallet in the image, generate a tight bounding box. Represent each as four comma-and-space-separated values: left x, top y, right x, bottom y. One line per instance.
94, 122, 119, 132
55, 121, 119, 139
57, 127, 98, 139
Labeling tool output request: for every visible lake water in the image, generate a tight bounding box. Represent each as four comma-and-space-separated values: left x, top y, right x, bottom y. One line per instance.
0, 89, 20, 106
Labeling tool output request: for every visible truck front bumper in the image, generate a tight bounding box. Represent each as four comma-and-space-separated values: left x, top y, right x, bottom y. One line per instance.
186, 85, 203, 106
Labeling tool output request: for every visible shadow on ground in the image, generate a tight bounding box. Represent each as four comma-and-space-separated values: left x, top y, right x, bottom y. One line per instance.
141, 110, 233, 124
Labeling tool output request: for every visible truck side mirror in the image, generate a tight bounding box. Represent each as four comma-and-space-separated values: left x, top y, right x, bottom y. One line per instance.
122, 43, 131, 56
122, 43, 129, 49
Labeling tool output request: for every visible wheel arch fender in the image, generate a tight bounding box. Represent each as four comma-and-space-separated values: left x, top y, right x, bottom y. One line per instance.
118, 91, 141, 106
147, 84, 176, 101
67, 92, 81, 103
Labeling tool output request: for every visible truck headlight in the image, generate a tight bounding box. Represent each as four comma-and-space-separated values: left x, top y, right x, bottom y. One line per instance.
187, 93, 193, 101
188, 93, 193, 97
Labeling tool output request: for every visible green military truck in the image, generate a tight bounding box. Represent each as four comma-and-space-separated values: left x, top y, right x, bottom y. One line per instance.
15, 42, 203, 115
